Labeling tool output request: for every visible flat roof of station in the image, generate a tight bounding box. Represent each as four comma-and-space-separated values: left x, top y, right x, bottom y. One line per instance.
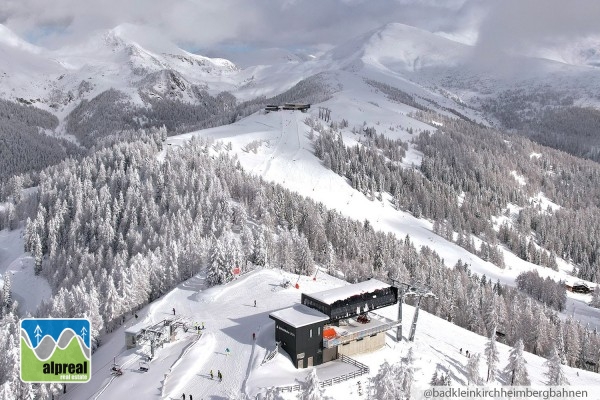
270, 304, 330, 328
304, 279, 391, 305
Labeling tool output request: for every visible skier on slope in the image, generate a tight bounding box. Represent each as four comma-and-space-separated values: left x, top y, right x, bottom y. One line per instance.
173, 307, 176, 315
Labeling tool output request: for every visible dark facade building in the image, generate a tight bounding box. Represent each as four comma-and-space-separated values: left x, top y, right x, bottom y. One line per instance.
269, 304, 329, 368
269, 279, 400, 369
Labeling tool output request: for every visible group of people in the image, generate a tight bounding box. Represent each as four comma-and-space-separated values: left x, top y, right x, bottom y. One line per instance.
209, 369, 223, 381
459, 348, 471, 358
181, 394, 192, 400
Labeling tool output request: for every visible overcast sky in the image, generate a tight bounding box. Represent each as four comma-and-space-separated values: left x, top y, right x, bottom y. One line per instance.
1, 0, 600, 56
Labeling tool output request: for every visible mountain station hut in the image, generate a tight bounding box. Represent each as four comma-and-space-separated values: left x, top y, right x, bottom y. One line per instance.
269, 279, 399, 368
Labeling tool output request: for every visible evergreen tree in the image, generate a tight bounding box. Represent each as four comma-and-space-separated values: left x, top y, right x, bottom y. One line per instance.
485, 329, 500, 382
301, 368, 323, 400
207, 237, 233, 286
252, 229, 267, 267
2, 273, 12, 309
466, 353, 483, 385
504, 339, 530, 385
545, 347, 569, 385
372, 360, 409, 399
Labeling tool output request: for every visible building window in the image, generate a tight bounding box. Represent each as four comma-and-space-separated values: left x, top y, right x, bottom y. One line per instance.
318, 327, 321, 335
310, 329, 313, 338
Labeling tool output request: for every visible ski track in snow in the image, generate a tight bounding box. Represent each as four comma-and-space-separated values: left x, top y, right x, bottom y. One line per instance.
61, 268, 600, 400
162, 98, 600, 331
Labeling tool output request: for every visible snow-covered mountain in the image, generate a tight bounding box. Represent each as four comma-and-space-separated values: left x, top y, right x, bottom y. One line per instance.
0, 23, 239, 114
3, 18, 600, 400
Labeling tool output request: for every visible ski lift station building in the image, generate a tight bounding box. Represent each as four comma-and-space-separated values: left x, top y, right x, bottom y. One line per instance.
269, 279, 399, 369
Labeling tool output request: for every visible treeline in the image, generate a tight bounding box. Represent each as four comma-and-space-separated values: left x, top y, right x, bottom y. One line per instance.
480, 89, 600, 163
311, 117, 507, 267
311, 95, 600, 282
0, 99, 81, 182
515, 270, 567, 311
413, 112, 600, 282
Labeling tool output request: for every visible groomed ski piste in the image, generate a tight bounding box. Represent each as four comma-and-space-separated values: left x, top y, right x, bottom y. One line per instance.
60, 267, 600, 400
163, 77, 600, 331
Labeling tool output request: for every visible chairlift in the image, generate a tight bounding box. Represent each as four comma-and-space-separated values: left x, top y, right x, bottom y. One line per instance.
139, 360, 149, 372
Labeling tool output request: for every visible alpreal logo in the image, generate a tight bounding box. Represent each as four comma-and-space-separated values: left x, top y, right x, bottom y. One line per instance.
20, 318, 91, 383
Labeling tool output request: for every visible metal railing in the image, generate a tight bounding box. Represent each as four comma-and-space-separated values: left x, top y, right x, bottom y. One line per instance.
277, 354, 369, 393
323, 320, 397, 348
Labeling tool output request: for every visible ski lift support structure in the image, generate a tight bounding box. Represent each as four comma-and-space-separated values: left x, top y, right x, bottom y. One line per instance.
389, 279, 412, 342
403, 282, 437, 342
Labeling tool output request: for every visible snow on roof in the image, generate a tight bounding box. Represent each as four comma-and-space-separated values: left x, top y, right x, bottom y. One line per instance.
125, 320, 148, 334
305, 279, 391, 305
270, 304, 329, 328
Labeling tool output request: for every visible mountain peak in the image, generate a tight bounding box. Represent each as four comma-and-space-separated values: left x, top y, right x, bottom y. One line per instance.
327, 21, 468, 73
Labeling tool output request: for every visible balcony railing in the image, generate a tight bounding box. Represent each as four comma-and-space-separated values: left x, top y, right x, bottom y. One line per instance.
322, 318, 398, 348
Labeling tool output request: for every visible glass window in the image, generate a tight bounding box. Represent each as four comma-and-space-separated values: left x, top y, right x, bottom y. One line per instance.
310, 329, 313, 338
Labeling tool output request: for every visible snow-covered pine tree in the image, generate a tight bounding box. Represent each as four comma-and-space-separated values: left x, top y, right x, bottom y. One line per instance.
504, 339, 530, 385
430, 370, 441, 386
252, 229, 267, 267
591, 286, 600, 309
2, 273, 12, 309
544, 347, 569, 385
401, 347, 415, 397
207, 237, 233, 286
466, 353, 483, 385
301, 368, 323, 400
485, 328, 500, 382
372, 360, 409, 399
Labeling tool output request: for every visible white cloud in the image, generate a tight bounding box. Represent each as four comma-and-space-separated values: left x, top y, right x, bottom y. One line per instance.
0, 0, 479, 50
2, 0, 599, 58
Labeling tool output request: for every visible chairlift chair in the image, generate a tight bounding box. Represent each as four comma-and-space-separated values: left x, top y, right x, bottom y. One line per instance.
139, 360, 149, 372
110, 364, 123, 376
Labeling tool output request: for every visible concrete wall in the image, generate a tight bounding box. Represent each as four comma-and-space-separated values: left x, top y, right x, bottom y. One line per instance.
337, 332, 385, 357
323, 346, 338, 363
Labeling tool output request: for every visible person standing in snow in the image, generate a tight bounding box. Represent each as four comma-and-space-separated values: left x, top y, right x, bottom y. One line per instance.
189, 395, 193, 400
252, 332, 256, 341
210, 370, 213, 379
254, 299, 257, 307
225, 348, 230, 356
181, 393, 185, 400
173, 308, 176, 315
218, 370, 222, 382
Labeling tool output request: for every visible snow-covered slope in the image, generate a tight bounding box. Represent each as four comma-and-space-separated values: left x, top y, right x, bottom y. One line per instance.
163, 78, 600, 331
327, 23, 468, 73
0, 228, 51, 313
61, 268, 600, 400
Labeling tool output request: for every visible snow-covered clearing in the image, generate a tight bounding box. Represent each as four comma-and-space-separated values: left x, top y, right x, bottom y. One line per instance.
0, 228, 51, 313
